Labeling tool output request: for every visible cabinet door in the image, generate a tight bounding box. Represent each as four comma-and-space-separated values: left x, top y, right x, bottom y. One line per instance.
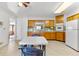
73, 13, 79, 20
28, 20, 35, 27
56, 32, 65, 41
67, 13, 79, 22
43, 32, 51, 40
45, 20, 54, 27
28, 32, 33, 36
45, 20, 50, 27
51, 32, 56, 40
55, 15, 64, 23
67, 16, 73, 22
49, 20, 54, 27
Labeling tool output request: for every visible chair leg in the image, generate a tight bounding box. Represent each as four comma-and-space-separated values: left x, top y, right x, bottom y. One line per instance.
39, 45, 41, 49
42, 45, 46, 56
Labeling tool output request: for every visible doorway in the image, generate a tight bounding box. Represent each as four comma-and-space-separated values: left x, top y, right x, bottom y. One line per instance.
9, 19, 16, 40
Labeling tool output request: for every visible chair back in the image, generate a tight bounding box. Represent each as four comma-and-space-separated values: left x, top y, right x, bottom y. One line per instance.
32, 34, 41, 36
19, 47, 43, 56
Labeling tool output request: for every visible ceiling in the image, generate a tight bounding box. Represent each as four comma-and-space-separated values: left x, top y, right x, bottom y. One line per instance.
63, 2, 79, 14
0, 2, 78, 18
0, 2, 17, 18
7, 2, 62, 18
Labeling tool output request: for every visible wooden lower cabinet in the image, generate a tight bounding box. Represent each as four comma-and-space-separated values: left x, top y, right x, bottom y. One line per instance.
28, 32, 65, 41
28, 32, 56, 40
28, 32, 43, 36
43, 32, 56, 40
56, 32, 65, 41
43, 32, 51, 40
51, 32, 56, 40
28, 32, 32, 36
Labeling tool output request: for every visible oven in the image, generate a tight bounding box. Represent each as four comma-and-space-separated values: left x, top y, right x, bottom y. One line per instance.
55, 24, 64, 31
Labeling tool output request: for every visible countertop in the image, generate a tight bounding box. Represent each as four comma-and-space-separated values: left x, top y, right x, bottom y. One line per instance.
28, 28, 54, 32
19, 36, 48, 45
28, 28, 65, 32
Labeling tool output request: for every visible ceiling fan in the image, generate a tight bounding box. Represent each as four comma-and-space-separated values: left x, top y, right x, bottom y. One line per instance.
18, 2, 30, 8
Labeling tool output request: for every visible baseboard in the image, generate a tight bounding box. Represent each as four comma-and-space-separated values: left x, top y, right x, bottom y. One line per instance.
47, 39, 65, 42
0, 43, 8, 48
47, 39, 56, 41
66, 44, 79, 52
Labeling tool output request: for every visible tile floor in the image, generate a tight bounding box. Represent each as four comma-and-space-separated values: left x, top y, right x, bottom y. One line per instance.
0, 39, 79, 56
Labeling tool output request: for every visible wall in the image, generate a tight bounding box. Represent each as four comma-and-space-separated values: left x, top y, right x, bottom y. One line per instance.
0, 9, 10, 47
16, 16, 53, 40
16, 17, 28, 40
21, 17, 28, 40
64, 6, 79, 23
16, 18, 22, 40
28, 16, 54, 20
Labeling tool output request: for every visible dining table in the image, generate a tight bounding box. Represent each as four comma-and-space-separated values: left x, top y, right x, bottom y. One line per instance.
19, 36, 48, 56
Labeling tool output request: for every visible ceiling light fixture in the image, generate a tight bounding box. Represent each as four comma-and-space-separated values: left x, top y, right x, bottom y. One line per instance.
55, 2, 74, 13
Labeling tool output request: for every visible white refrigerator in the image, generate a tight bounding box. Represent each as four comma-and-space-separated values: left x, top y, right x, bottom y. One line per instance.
66, 19, 79, 51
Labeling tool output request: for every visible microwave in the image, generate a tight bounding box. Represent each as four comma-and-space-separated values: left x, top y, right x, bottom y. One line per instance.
55, 25, 64, 31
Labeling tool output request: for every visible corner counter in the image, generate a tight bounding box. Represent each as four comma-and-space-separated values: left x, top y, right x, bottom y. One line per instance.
28, 31, 65, 41
27, 31, 56, 40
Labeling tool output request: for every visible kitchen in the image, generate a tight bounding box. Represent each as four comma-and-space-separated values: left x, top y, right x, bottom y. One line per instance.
28, 15, 65, 42
14, 2, 79, 56
19, 15, 65, 56
0, 2, 79, 56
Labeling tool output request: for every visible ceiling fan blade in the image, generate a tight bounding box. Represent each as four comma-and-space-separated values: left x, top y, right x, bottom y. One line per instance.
18, 2, 30, 8
23, 3, 28, 7
24, 2, 30, 4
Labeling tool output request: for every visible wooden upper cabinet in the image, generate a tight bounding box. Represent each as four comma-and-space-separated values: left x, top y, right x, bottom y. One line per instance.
45, 20, 54, 27
28, 20, 35, 27
67, 16, 73, 22
55, 15, 64, 23
49, 20, 54, 27
45, 20, 49, 27
73, 13, 79, 19
28, 20, 55, 28
67, 13, 79, 22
